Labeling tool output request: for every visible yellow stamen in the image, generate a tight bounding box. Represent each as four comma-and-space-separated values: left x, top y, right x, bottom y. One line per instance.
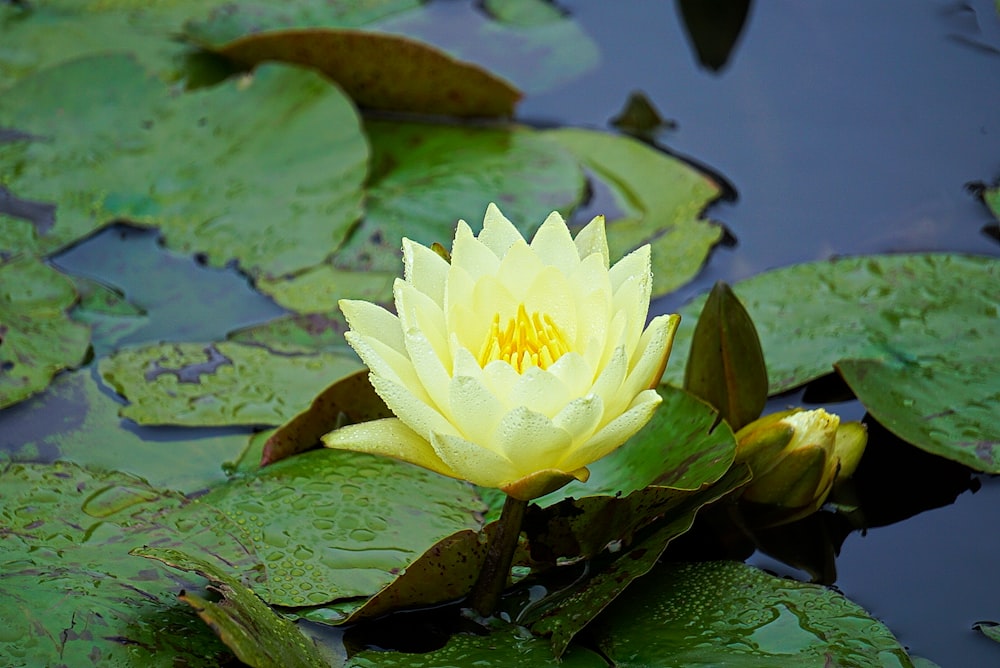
477, 304, 571, 372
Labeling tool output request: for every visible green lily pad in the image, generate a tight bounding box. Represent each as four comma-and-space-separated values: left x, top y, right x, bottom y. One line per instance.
345, 626, 607, 667
228, 312, 353, 354
541, 384, 737, 506
481, 0, 567, 26
593, 561, 914, 667
526, 466, 751, 657
0, 255, 90, 410
544, 128, 724, 298
332, 119, 586, 273
98, 341, 362, 427
187, 448, 485, 607
0, 461, 260, 667
256, 264, 396, 314
0, 369, 251, 493
666, 254, 1000, 473
137, 547, 332, 668
974, 621, 1000, 644
0, 56, 367, 277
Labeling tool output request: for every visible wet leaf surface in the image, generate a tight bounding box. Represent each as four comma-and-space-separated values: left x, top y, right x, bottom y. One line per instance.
593, 561, 914, 667
228, 312, 353, 354
0, 369, 251, 493
345, 625, 608, 667
0, 461, 260, 667
0, 255, 90, 409
0, 56, 367, 276
99, 341, 362, 427
333, 119, 586, 273
545, 128, 724, 298
188, 448, 485, 607
137, 547, 332, 668
666, 254, 1000, 472
256, 264, 396, 315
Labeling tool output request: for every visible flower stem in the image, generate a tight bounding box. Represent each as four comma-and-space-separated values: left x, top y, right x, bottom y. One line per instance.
468, 493, 529, 616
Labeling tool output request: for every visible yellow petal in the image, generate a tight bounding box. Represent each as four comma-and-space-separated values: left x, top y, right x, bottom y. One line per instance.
344, 331, 432, 406
560, 389, 662, 471
618, 313, 679, 409
573, 215, 609, 267
553, 393, 604, 443
322, 417, 456, 480
451, 219, 500, 280
495, 240, 546, 302
430, 431, 519, 488
478, 202, 524, 258
448, 374, 504, 445
507, 366, 573, 419
494, 406, 573, 473
542, 351, 594, 400
402, 238, 449, 307
368, 373, 456, 441
340, 299, 405, 356
529, 210, 580, 275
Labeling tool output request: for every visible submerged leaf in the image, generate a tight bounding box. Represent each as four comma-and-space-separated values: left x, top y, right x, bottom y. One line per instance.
667, 254, 1000, 473
0, 56, 367, 276
98, 341, 362, 427
545, 128, 723, 298
0, 255, 90, 409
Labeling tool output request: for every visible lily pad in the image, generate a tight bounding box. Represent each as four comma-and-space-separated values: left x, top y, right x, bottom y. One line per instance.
593, 561, 914, 667
137, 547, 332, 668
545, 128, 724, 298
256, 264, 396, 314
228, 312, 353, 354
0, 369, 251, 493
345, 626, 607, 667
332, 119, 586, 273
666, 254, 1000, 473
0, 461, 258, 667
188, 448, 485, 606
98, 341, 362, 427
0, 255, 90, 410
0, 55, 367, 277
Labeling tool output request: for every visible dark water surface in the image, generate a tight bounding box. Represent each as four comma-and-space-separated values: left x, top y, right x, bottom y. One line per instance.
523, 1, 1000, 665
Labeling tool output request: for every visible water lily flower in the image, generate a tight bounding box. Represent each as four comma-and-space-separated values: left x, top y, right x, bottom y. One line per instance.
323, 203, 680, 501
735, 408, 867, 512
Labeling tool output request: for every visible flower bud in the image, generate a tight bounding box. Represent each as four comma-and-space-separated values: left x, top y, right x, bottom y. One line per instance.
735, 408, 867, 513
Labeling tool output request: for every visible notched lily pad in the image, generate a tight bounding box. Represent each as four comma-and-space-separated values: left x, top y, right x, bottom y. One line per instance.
545, 127, 724, 298
203, 28, 521, 118
137, 547, 331, 668
98, 341, 362, 427
0, 255, 90, 410
593, 560, 914, 667
0, 55, 367, 276
667, 253, 1000, 473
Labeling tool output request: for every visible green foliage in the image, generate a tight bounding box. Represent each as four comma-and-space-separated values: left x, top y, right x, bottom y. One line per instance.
0, 255, 90, 409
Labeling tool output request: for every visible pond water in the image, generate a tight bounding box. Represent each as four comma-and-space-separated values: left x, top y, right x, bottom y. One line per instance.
3, 1, 1000, 666
524, 1, 1000, 665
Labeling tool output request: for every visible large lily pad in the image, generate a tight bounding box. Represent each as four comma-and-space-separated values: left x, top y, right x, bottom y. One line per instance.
98, 341, 362, 427
228, 311, 354, 354
545, 128, 724, 298
0, 55, 367, 277
137, 547, 332, 668
666, 254, 1000, 472
593, 561, 914, 667
0, 369, 250, 493
187, 448, 485, 607
0, 255, 90, 409
0, 461, 255, 667
331, 119, 586, 273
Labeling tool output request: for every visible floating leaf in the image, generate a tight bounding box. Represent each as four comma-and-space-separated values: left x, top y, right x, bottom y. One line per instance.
188, 448, 485, 607
0, 461, 258, 667
684, 281, 768, 431
974, 621, 1000, 644
333, 119, 586, 273
228, 312, 353, 354
0, 369, 251, 493
0, 56, 367, 276
261, 369, 391, 466
137, 547, 332, 668
545, 128, 723, 298
98, 341, 362, 427
594, 561, 914, 667
206, 28, 520, 118
345, 626, 607, 667
527, 466, 750, 656
666, 254, 1000, 473
0, 255, 90, 409
256, 264, 396, 314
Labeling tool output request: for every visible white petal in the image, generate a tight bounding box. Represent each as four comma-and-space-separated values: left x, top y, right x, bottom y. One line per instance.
448, 374, 504, 445
322, 418, 455, 480
340, 299, 405, 356
493, 406, 573, 475
402, 238, 449, 307
478, 203, 525, 257
573, 215, 609, 267
529, 210, 579, 275
430, 431, 519, 488
559, 389, 662, 471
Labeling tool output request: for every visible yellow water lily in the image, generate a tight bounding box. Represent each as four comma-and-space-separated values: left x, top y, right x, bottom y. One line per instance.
322, 204, 680, 501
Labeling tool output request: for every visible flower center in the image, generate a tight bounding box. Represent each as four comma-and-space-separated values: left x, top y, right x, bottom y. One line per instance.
478, 304, 571, 373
